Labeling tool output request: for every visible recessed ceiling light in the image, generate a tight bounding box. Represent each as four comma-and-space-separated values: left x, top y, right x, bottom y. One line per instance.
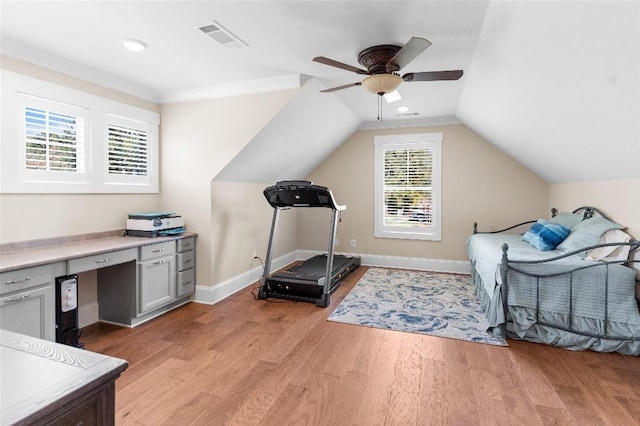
396, 106, 409, 113
123, 38, 148, 52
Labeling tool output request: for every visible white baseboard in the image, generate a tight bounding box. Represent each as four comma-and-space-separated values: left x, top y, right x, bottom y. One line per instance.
194, 251, 298, 305
296, 249, 471, 274
361, 253, 471, 274
194, 250, 471, 305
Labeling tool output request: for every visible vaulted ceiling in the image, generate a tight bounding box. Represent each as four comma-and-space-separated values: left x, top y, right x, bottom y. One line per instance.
2, 1, 638, 184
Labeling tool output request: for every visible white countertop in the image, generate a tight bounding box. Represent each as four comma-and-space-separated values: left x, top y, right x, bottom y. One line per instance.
0, 232, 197, 273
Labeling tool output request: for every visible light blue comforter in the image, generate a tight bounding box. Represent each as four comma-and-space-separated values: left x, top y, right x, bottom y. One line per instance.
467, 233, 640, 354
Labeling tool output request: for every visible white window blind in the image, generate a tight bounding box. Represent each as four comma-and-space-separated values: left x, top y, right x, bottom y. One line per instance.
374, 133, 442, 240
383, 148, 433, 227
107, 124, 148, 176
16, 94, 90, 185
103, 114, 153, 187
25, 106, 85, 172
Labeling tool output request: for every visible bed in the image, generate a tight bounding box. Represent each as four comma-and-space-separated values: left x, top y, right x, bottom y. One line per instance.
467, 206, 640, 355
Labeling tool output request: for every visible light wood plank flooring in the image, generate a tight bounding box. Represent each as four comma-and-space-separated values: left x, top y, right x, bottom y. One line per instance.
82, 266, 640, 425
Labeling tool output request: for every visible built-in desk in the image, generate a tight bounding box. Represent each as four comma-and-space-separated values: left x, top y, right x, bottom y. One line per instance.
0, 329, 128, 425
0, 230, 197, 339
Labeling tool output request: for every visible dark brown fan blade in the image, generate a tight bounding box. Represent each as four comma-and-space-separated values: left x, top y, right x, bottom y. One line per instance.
387, 37, 432, 71
402, 70, 463, 82
320, 82, 362, 93
313, 56, 369, 75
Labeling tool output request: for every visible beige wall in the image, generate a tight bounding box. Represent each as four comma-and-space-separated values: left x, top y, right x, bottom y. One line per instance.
158, 89, 298, 286
549, 178, 640, 237
0, 56, 161, 243
210, 182, 298, 283
0, 194, 160, 242
7, 53, 635, 291
303, 124, 549, 261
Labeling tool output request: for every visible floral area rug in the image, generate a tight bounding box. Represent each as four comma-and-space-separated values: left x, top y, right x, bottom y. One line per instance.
328, 268, 507, 346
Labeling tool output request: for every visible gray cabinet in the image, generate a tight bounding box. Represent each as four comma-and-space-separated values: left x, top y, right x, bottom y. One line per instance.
68, 248, 136, 274
138, 240, 176, 314
176, 237, 196, 297
0, 263, 63, 341
1, 234, 196, 330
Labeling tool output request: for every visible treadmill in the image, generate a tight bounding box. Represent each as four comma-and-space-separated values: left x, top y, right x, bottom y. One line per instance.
258, 180, 360, 307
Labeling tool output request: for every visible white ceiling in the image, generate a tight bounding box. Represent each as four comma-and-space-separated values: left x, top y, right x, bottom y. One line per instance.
459, 1, 640, 182
0, 1, 488, 122
1, 1, 639, 183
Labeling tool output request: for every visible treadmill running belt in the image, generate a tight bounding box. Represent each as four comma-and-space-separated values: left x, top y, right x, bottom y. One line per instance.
287, 254, 352, 277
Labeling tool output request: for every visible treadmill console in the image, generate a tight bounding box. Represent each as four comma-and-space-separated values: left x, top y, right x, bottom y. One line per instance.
264, 180, 335, 209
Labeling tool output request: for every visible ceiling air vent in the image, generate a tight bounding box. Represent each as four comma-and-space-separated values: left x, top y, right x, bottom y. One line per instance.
198, 21, 248, 49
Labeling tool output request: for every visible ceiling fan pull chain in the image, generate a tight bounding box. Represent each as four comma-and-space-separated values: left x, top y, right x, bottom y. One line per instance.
377, 95, 382, 122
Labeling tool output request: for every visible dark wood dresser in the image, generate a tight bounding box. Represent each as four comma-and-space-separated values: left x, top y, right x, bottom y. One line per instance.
0, 330, 127, 425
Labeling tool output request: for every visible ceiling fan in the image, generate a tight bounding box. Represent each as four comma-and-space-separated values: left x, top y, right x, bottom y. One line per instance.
313, 37, 463, 97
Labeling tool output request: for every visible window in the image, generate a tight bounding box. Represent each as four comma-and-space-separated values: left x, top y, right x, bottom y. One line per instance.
1, 70, 159, 193
19, 95, 90, 184
104, 115, 152, 186
374, 133, 442, 240
25, 108, 83, 172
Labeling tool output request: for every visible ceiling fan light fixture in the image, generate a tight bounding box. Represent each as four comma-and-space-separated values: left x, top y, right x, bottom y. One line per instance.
361, 74, 402, 95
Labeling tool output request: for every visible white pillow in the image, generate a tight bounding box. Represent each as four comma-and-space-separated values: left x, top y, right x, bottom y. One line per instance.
585, 229, 631, 262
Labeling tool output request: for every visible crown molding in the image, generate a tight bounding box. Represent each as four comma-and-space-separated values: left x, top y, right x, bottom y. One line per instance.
359, 115, 461, 130
2, 38, 306, 105
159, 74, 304, 104
1, 37, 161, 103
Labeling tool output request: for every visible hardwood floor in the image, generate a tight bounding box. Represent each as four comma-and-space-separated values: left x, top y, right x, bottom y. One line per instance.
82, 266, 640, 425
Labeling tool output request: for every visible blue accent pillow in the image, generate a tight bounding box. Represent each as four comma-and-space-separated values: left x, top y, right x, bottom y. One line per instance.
522, 219, 571, 251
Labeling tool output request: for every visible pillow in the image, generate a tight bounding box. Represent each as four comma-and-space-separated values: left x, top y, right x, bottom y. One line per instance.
522, 219, 571, 251
630, 247, 640, 282
585, 229, 631, 262
557, 216, 624, 257
549, 212, 583, 229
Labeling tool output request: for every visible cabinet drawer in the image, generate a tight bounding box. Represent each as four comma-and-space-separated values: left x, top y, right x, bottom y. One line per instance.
1, 264, 53, 296
68, 248, 137, 274
0, 284, 54, 340
177, 237, 195, 253
177, 251, 195, 272
176, 269, 195, 297
139, 241, 176, 261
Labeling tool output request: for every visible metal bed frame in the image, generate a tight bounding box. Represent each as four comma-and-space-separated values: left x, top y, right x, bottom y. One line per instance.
472, 206, 640, 342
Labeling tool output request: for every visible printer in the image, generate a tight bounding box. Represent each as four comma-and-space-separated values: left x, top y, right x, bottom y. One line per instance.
126, 212, 185, 237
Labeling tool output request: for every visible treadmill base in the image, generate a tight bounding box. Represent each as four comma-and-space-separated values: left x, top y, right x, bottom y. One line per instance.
258, 254, 360, 307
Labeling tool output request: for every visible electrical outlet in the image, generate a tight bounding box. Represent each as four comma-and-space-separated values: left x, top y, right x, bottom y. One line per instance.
350, 239, 356, 248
